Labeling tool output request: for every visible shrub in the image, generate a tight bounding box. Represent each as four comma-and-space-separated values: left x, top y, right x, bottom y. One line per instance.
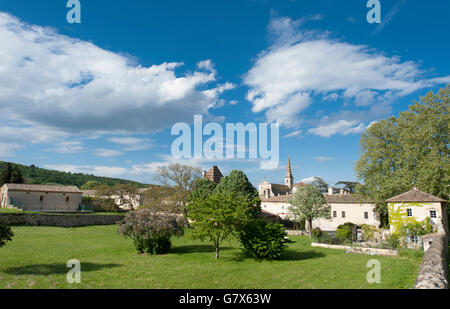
118, 209, 186, 255
0, 224, 14, 248
311, 227, 323, 240
336, 223, 358, 241
382, 233, 401, 249
238, 220, 287, 260
361, 224, 380, 242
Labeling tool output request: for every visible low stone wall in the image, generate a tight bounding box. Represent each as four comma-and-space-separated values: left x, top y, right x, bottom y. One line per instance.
414, 233, 449, 289
0, 213, 125, 228
311, 243, 398, 256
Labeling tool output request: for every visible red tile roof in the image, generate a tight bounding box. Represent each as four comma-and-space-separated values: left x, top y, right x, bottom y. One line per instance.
386, 188, 447, 203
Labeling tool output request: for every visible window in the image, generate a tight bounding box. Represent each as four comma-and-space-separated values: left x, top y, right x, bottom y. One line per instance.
364, 212, 369, 219
407, 209, 412, 217
430, 210, 437, 219
333, 211, 337, 218
66, 197, 69, 202
40, 196, 44, 202
342, 211, 346, 218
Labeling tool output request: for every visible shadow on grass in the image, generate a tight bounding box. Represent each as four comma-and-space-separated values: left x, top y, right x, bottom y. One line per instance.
3, 263, 122, 276
171, 245, 234, 254
229, 249, 326, 262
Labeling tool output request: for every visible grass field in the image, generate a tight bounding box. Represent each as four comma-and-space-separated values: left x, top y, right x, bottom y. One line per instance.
0, 225, 422, 289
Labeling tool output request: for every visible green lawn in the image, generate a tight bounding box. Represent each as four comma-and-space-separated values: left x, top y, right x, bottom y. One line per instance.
0, 225, 422, 289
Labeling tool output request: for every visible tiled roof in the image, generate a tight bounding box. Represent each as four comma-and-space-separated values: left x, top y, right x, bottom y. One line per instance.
206, 166, 223, 184
271, 184, 291, 195
386, 188, 447, 203
4, 184, 81, 193
261, 194, 292, 203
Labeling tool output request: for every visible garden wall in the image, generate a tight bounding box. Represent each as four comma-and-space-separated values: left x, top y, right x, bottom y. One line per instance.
0, 213, 125, 227
414, 233, 449, 289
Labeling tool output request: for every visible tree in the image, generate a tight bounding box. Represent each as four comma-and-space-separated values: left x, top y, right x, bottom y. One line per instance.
191, 178, 217, 201
214, 170, 261, 219
0, 163, 13, 187
81, 181, 101, 190
355, 86, 449, 225
154, 164, 202, 219
311, 177, 329, 193
288, 184, 331, 236
0, 224, 14, 248
335, 181, 359, 194
10, 165, 24, 184
187, 192, 255, 259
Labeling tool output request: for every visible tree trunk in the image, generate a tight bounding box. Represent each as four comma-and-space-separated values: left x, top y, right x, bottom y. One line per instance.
307, 220, 313, 238
215, 240, 220, 260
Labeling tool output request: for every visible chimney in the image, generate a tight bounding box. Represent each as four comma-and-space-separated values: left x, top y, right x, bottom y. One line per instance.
328, 187, 333, 195
202, 171, 207, 178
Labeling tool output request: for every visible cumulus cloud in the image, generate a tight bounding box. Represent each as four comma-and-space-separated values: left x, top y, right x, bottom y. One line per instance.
108, 137, 152, 151
94, 149, 123, 157
0, 12, 231, 139
46, 141, 84, 154
244, 16, 449, 134
308, 120, 369, 138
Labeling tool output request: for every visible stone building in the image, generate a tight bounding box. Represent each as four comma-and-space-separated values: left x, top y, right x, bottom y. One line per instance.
386, 187, 448, 235
202, 166, 224, 184
1, 184, 82, 212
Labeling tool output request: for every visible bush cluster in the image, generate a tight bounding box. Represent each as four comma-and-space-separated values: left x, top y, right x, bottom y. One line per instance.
0, 224, 14, 248
336, 223, 358, 241
238, 220, 287, 260
82, 196, 118, 213
118, 209, 186, 255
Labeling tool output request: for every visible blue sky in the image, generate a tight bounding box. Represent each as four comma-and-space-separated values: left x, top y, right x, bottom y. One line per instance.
0, 0, 449, 187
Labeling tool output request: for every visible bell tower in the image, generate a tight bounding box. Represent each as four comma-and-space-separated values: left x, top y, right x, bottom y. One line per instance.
285, 156, 294, 189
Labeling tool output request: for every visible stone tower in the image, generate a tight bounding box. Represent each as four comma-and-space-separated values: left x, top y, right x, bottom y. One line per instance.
285, 156, 294, 189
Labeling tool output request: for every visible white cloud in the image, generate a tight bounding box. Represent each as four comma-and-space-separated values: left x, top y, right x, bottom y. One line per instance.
308, 120, 368, 138
300, 176, 318, 184
44, 164, 129, 177
108, 137, 152, 151
0, 12, 231, 137
46, 141, 84, 154
244, 16, 449, 130
94, 149, 123, 157
283, 130, 303, 138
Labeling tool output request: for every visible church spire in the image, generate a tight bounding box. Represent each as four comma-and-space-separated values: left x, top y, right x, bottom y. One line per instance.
285, 156, 294, 189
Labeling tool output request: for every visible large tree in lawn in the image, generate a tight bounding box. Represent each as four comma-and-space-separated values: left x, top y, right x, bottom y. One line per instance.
214, 170, 261, 219
187, 192, 255, 259
355, 86, 449, 226
289, 184, 331, 236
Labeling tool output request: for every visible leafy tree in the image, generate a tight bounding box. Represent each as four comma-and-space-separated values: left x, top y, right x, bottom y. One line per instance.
335, 181, 359, 194
81, 181, 101, 190
0, 224, 14, 248
190, 178, 217, 201
155, 164, 202, 220
355, 86, 449, 225
214, 170, 261, 219
187, 192, 255, 259
9, 165, 24, 184
0, 163, 13, 187
288, 184, 331, 236
311, 177, 329, 193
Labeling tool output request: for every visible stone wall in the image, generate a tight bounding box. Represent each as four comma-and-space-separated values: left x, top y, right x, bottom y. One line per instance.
414, 233, 449, 289
0, 213, 125, 228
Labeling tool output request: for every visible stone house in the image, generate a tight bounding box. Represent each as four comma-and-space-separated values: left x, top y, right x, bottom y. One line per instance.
386, 187, 448, 235
1, 184, 82, 212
